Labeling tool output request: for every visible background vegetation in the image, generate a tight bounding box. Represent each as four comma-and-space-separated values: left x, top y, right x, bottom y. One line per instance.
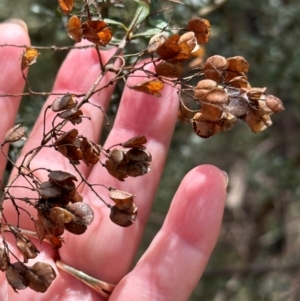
1, 0, 300, 300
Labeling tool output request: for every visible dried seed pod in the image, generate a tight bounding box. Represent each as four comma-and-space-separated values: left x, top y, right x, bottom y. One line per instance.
228, 76, 250, 88
110, 204, 137, 227
128, 79, 164, 97
6, 262, 28, 292
0, 248, 9, 271
156, 34, 181, 60
58, 0, 74, 14
227, 56, 250, 73
192, 119, 220, 138
64, 217, 87, 234
202, 87, 229, 105
69, 189, 83, 203
81, 137, 100, 164
148, 33, 167, 53
122, 135, 147, 149
67, 202, 94, 226
187, 18, 210, 44
203, 69, 223, 82
82, 20, 112, 45
21, 47, 40, 70
105, 159, 127, 181
204, 55, 228, 71
66, 15, 82, 42
48, 170, 77, 191
219, 112, 238, 131
127, 162, 151, 177
109, 189, 134, 210
51, 94, 78, 112
126, 148, 152, 162
38, 181, 63, 199
200, 103, 223, 122
4, 124, 26, 144
227, 97, 249, 118
54, 128, 78, 145
178, 32, 198, 52
16, 236, 40, 263
194, 79, 218, 100
155, 61, 183, 78
174, 42, 192, 61
265, 94, 285, 113
26, 262, 56, 293
58, 108, 83, 125
110, 149, 127, 165
50, 207, 74, 226
244, 110, 271, 133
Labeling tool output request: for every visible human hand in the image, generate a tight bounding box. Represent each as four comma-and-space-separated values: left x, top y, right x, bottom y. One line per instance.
0, 20, 227, 301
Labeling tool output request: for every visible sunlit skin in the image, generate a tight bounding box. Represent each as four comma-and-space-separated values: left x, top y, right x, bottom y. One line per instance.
0, 20, 226, 301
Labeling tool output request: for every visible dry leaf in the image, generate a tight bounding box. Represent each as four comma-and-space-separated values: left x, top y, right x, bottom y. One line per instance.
58, 0, 74, 14
128, 79, 164, 97
82, 20, 112, 45
21, 47, 40, 70
66, 15, 82, 42
4, 124, 26, 144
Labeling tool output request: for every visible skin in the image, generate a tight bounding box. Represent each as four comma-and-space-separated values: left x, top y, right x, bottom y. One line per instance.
0, 20, 227, 301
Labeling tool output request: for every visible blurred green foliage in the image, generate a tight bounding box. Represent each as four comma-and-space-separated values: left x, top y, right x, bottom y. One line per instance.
1, 0, 300, 300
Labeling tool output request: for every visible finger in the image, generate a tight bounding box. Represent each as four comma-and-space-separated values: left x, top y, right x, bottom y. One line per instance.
59, 68, 180, 283
5, 44, 118, 229
111, 165, 227, 301
0, 20, 30, 177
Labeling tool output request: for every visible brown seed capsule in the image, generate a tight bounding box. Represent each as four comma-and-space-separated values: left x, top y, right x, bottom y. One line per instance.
16, 236, 40, 263
187, 18, 210, 44
148, 33, 167, 53
192, 119, 221, 138
38, 181, 63, 199
0, 248, 10, 271
58, 0, 74, 14
200, 103, 224, 122
204, 55, 228, 71
66, 15, 82, 42
155, 61, 183, 78
178, 32, 198, 52
265, 94, 285, 113
227, 56, 250, 73
194, 79, 218, 100
122, 135, 147, 149
109, 189, 134, 210
51, 94, 78, 112
48, 170, 77, 191
82, 20, 112, 46
26, 262, 56, 293
109, 204, 137, 227
156, 34, 181, 60
6, 262, 28, 292
202, 87, 229, 105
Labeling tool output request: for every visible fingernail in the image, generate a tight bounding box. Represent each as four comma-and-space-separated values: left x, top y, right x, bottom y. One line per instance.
3, 19, 28, 33
221, 170, 229, 188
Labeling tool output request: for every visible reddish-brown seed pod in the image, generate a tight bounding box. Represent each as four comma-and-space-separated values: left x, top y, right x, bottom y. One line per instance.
227, 56, 250, 73
202, 87, 229, 105
204, 55, 228, 71
155, 61, 183, 78
187, 18, 210, 44
66, 15, 82, 42
156, 34, 181, 60
265, 95, 285, 113
148, 33, 167, 53
200, 103, 224, 122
